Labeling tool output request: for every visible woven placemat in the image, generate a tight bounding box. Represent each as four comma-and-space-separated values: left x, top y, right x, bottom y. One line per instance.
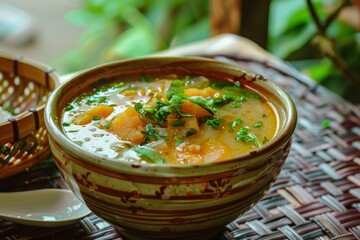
1, 54, 359, 240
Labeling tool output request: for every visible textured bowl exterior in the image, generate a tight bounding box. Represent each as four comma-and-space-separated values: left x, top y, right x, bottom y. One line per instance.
50, 137, 291, 240
45, 57, 296, 240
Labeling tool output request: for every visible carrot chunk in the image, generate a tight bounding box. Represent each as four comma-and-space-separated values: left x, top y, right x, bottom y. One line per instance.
184, 87, 216, 98
108, 107, 145, 144
73, 105, 114, 125
181, 100, 212, 118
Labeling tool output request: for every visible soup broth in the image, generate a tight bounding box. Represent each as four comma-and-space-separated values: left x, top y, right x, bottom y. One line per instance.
62, 75, 278, 164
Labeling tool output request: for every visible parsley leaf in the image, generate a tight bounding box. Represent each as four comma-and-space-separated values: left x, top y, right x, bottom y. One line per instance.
253, 122, 263, 128
223, 86, 260, 99
189, 97, 216, 114
175, 136, 184, 146
112, 82, 125, 89
235, 126, 263, 148
142, 123, 168, 143
64, 104, 74, 111
171, 119, 185, 127
184, 128, 198, 137
201, 116, 224, 129
86, 95, 108, 104
134, 103, 157, 123
132, 146, 166, 164
231, 96, 247, 108
166, 80, 187, 100
228, 118, 242, 132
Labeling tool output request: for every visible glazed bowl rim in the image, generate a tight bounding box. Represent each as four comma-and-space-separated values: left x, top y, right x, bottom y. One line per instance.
45, 56, 297, 170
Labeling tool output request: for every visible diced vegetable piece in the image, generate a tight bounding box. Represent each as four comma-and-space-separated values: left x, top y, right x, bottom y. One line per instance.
202, 139, 232, 163
167, 116, 200, 137
183, 117, 200, 132
121, 90, 138, 96
184, 87, 216, 98
177, 140, 231, 164
73, 106, 114, 125
181, 100, 213, 118
108, 107, 146, 144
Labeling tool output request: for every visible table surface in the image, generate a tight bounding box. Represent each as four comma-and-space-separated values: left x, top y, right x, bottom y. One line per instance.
1, 34, 360, 240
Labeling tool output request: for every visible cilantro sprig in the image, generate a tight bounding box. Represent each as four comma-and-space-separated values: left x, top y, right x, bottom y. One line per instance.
166, 80, 188, 100
189, 97, 216, 114
142, 123, 168, 143
200, 116, 224, 129
235, 126, 263, 148
132, 146, 166, 164
228, 118, 242, 132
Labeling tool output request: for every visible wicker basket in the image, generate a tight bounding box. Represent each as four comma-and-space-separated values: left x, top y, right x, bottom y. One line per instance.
0, 52, 59, 179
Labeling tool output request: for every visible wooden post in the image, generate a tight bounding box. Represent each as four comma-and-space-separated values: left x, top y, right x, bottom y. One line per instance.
210, 0, 271, 49
210, 0, 241, 36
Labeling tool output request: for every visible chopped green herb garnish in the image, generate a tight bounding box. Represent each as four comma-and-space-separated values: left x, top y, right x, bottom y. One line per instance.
209, 94, 236, 108
224, 92, 235, 101
262, 113, 268, 117
67, 130, 79, 133
154, 98, 179, 123
93, 134, 105, 137
183, 76, 193, 85
231, 96, 247, 108
210, 81, 233, 89
166, 80, 187, 100
171, 119, 185, 127
321, 119, 331, 128
202, 116, 224, 129
154, 96, 192, 124
134, 102, 157, 123
253, 121, 263, 128
134, 102, 143, 112
63, 122, 70, 127
228, 118, 242, 132
223, 85, 260, 99
175, 136, 184, 146
64, 104, 74, 111
112, 82, 125, 89
105, 116, 115, 129
189, 97, 216, 114
235, 126, 263, 148
184, 128, 198, 137
93, 116, 101, 121
133, 146, 166, 164
86, 96, 108, 104
142, 123, 168, 143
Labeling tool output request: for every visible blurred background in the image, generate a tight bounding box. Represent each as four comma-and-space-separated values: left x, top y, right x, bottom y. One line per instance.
0, 0, 359, 103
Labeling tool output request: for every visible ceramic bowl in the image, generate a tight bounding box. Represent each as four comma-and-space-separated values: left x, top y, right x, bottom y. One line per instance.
45, 57, 297, 240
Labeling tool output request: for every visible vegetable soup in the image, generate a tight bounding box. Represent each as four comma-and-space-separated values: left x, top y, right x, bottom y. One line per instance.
62, 75, 278, 164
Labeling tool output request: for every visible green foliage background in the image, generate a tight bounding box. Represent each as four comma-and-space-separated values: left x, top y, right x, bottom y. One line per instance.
51, 0, 209, 74
51, 0, 360, 103
269, 0, 360, 103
